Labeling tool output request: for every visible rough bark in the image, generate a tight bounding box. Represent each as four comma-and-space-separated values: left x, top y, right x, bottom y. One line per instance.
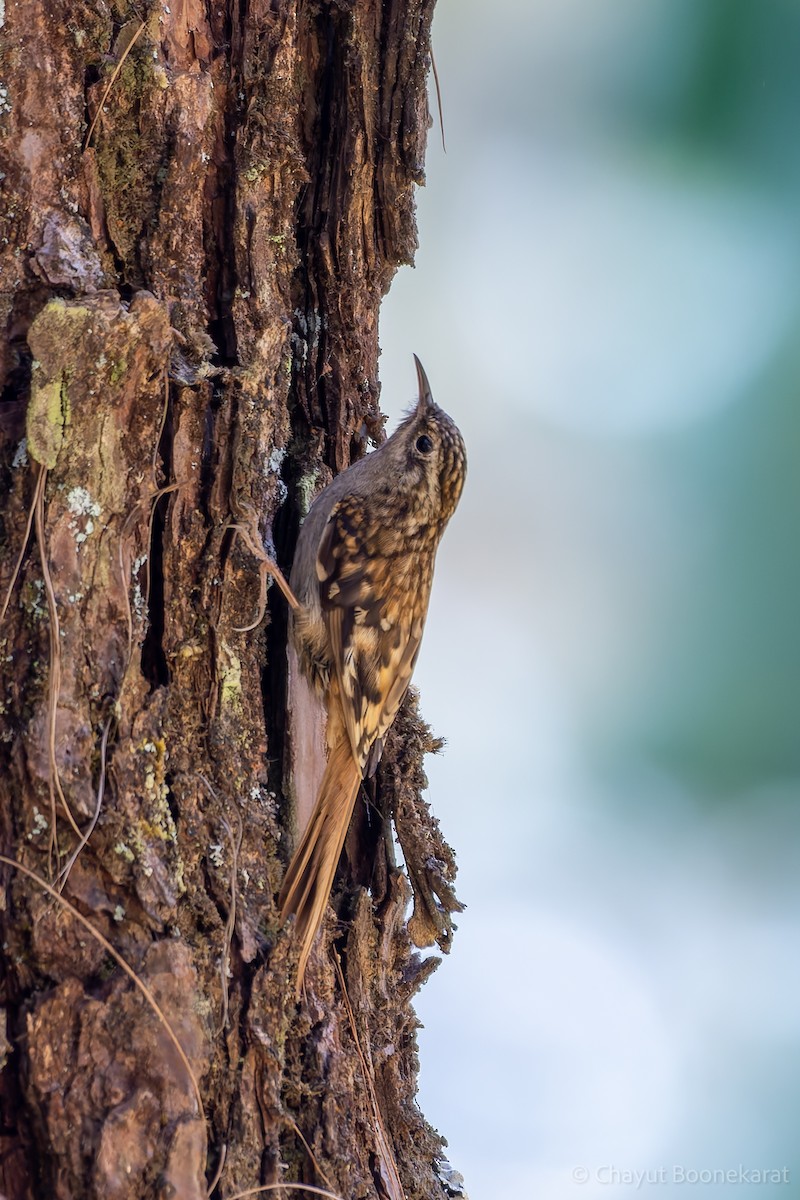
0, 2, 464, 1197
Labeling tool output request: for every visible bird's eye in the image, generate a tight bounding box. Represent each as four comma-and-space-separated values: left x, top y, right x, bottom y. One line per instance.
416, 434, 434, 455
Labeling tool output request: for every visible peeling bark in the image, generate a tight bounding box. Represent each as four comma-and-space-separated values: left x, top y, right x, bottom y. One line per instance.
0, 1, 462, 1198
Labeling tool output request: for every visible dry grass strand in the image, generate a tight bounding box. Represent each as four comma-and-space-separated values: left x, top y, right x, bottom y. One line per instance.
197, 775, 243, 1034
0, 853, 205, 1119
0, 461, 41, 627
332, 954, 406, 1200
153, 366, 170, 485
83, 19, 147, 150
430, 44, 446, 153
218, 809, 241, 1031
119, 482, 182, 661
57, 715, 113, 889
33, 469, 83, 861
223, 1185, 344, 1200
206, 1142, 227, 1197
286, 1118, 336, 1194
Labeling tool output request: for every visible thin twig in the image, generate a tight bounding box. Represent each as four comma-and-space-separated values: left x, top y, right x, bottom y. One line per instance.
0, 854, 205, 1118
119, 482, 182, 661
332, 954, 406, 1200
286, 1119, 336, 1194
430, 45, 446, 153
57, 715, 114, 890
218, 811, 242, 1032
34, 469, 84, 863
224, 1185, 344, 1200
0, 462, 40, 627
83, 19, 147, 150
144, 481, 178, 621
153, 366, 170, 486
206, 1142, 227, 1198
198, 774, 242, 1034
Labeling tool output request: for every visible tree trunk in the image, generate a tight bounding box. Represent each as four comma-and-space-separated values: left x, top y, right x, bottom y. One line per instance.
0, 2, 463, 1197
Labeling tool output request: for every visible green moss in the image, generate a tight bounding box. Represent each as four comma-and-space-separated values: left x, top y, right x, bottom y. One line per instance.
26, 300, 100, 467
218, 642, 244, 718
109, 356, 128, 384
296, 469, 319, 518
26, 376, 69, 468
243, 159, 272, 183
98, 955, 118, 981
93, 31, 163, 272
67, 4, 112, 64
109, 0, 140, 20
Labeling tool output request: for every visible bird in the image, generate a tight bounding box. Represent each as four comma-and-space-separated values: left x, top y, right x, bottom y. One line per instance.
274, 356, 467, 993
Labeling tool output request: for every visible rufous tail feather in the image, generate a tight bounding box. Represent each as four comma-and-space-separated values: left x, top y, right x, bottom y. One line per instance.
279, 732, 362, 994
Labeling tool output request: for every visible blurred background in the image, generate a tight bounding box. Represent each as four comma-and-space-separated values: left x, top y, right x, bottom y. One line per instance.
378, 1, 800, 1196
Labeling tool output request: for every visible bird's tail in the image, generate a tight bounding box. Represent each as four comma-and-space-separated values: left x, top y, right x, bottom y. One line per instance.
279, 729, 362, 994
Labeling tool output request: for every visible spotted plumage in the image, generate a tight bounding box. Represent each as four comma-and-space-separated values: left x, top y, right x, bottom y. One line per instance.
279, 357, 466, 992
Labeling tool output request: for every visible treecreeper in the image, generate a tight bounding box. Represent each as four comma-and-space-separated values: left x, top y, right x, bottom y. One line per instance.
272, 356, 466, 994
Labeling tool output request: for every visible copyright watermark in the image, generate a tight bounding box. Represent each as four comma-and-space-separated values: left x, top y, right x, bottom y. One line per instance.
571, 1166, 791, 1188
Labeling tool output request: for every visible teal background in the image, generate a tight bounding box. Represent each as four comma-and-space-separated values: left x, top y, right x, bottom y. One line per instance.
380, 1, 800, 1196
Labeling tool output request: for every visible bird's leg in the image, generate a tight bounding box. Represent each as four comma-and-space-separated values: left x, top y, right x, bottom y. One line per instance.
228, 508, 300, 631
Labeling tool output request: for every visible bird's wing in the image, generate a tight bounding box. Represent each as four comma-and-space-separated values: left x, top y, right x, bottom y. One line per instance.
316, 494, 430, 771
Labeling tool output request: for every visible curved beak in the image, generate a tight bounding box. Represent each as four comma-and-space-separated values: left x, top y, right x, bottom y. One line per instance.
413, 354, 435, 414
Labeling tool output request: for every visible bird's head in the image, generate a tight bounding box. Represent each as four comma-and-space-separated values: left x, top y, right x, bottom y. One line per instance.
386, 356, 467, 527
